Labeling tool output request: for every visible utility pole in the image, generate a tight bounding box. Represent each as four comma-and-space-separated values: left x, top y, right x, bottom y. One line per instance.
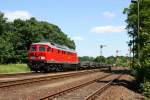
126, 53, 129, 67
129, 46, 132, 68
116, 50, 121, 66
100, 45, 106, 57
100, 45, 106, 66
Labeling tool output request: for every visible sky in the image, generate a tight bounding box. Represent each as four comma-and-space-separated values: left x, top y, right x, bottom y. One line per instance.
0, 0, 131, 57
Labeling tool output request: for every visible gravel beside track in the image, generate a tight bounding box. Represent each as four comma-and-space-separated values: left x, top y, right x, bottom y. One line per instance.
96, 71, 145, 100
96, 85, 144, 100
0, 69, 105, 100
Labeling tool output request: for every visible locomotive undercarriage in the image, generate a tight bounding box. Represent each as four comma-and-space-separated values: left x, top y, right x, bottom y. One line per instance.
44, 63, 64, 72
28, 60, 79, 72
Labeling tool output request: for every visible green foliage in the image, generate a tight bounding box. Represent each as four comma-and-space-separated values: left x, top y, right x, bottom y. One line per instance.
0, 32, 15, 63
116, 56, 129, 67
124, 0, 150, 81
78, 56, 94, 61
94, 56, 106, 63
106, 56, 116, 65
0, 12, 75, 64
124, 0, 150, 97
0, 12, 7, 35
140, 81, 150, 98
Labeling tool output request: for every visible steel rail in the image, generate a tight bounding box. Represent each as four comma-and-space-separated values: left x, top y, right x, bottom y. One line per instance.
84, 74, 122, 100
40, 73, 113, 100
0, 69, 100, 88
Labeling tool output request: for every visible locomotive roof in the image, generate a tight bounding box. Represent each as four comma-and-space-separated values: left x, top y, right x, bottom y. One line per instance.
32, 42, 76, 53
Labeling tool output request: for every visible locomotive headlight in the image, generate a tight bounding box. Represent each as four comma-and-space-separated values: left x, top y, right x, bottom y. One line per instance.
40, 56, 45, 60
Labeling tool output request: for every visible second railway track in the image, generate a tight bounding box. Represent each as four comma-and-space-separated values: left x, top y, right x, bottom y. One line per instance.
0, 69, 101, 88
40, 73, 123, 100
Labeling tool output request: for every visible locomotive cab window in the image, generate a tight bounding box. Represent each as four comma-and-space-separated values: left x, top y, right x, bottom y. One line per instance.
39, 45, 45, 52
31, 46, 36, 51
58, 50, 60, 54
52, 48, 54, 52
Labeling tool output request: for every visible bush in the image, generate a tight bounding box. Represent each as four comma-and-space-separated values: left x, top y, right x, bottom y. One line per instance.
140, 80, 150, 98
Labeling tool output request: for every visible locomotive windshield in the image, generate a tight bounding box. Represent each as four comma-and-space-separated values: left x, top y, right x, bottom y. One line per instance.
39, 45, 45, 52
31, 45, 37, 51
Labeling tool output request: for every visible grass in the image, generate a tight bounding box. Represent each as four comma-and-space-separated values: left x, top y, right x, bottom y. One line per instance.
0, 64, 30, 74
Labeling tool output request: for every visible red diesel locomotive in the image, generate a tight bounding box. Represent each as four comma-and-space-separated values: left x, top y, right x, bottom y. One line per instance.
28, 42, 79, 72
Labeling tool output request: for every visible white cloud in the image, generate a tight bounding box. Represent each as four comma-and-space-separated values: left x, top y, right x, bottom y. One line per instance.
101, 11, 115, 18
91, 25, 125, 33
3, 10, 32, 21
72, 36, 84, 41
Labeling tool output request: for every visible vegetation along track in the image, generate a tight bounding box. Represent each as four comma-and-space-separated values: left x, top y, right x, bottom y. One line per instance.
0, 69, 100, 88
40, 73, 120, 100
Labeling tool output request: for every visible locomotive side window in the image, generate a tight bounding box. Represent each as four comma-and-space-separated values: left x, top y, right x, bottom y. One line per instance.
58, 50, 60, 54
47, 47, 51, 52
52, 48, 54, 52
64, 51, 66, 54
39, 45, 45, 52
31, 46, 36, 51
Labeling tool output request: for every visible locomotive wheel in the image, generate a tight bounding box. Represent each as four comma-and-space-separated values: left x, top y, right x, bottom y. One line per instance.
59, 64, 64, 71
42, 63, 64, 72
50, 64, 56, 71
57, 64, 63, 72
35, 70, 38, 73
43, 64, 51, 73
47, 65, 51, 72
33, 64, 39, 73
55, 66, 59, 71
55, 64, 61, 72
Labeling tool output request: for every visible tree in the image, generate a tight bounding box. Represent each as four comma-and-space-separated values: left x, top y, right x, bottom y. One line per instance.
94, 56, 106, 63
0, 33, 14, 63
0, 12, 15, 63
78, 56, 94, 61
106, 56, 116, 65
124, 0, 150, 82
0, 12, 7, 35
116, 56, 128, 67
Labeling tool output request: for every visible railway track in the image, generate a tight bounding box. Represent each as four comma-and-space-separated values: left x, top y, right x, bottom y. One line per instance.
0, 69, 100, 88
0, 72, 35, 77
84, 74, 122, 100
40, 73, 122, 100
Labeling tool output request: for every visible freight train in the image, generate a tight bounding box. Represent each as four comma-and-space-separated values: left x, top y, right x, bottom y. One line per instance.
27, 42, 111, 72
